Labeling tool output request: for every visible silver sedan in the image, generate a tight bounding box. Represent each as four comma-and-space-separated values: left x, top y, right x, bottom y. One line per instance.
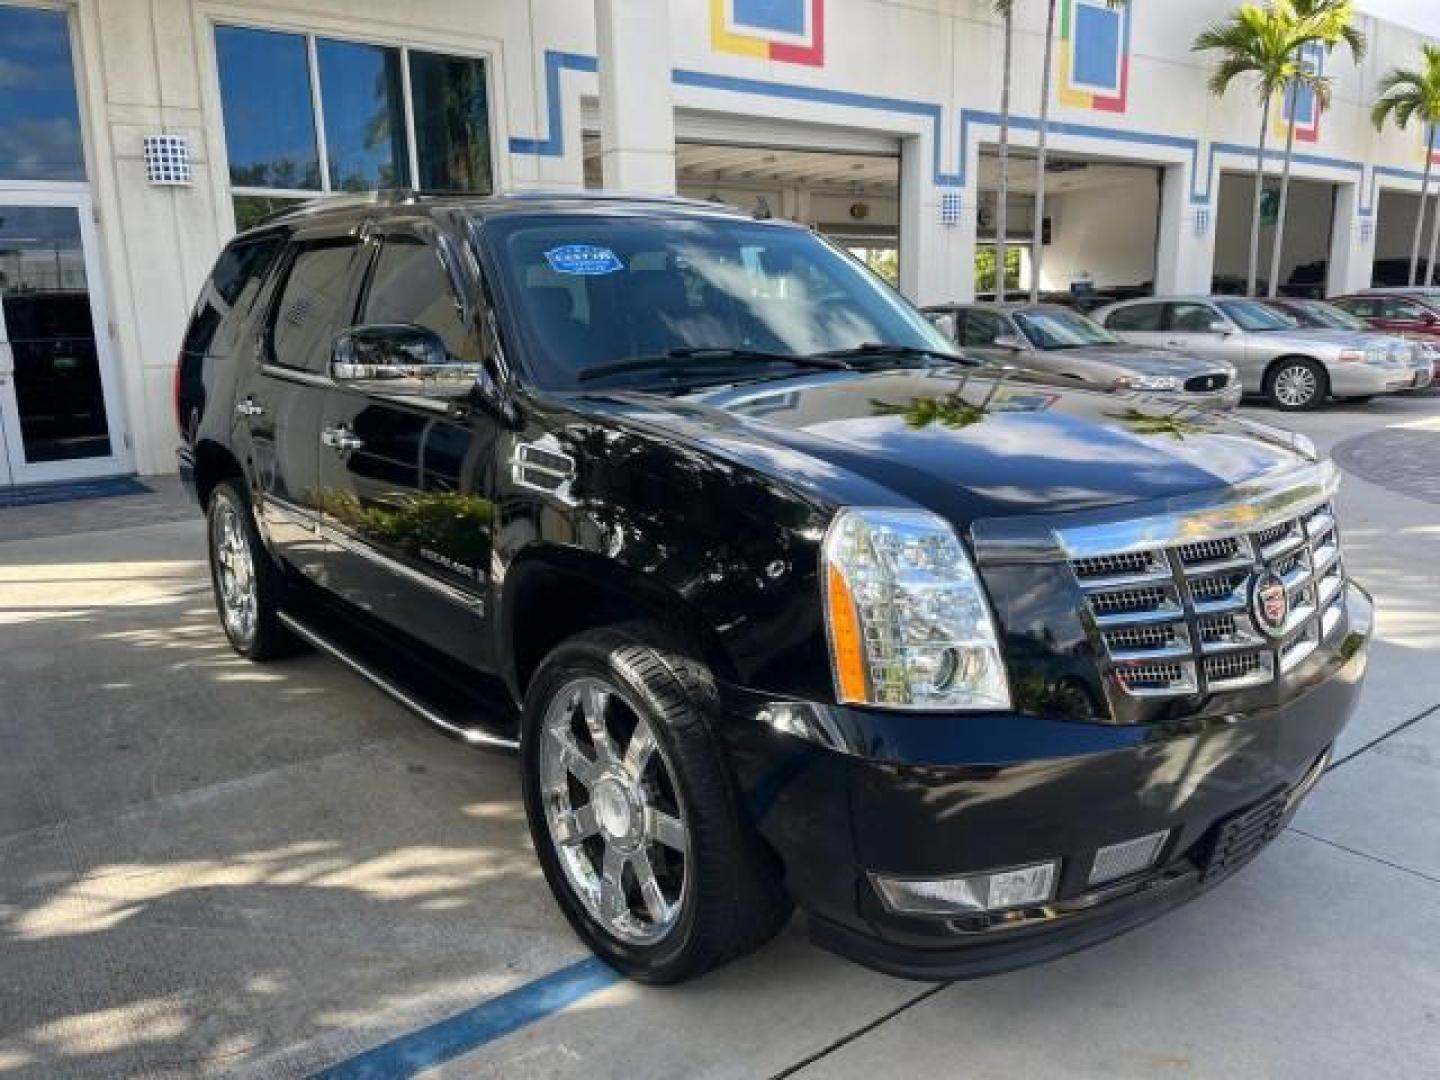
924, 303, 1242, 409
1092, 296, 1419, 411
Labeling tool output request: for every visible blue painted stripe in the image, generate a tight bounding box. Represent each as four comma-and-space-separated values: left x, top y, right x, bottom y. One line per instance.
314, 958, 621, 1079
507, 51, 598, 158
506, 48, 1430, 210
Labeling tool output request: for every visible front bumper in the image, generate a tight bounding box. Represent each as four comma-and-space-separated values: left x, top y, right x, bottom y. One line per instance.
1328, 363, 1415, 396
722, 582, 1371, 981
1182, 382, 1244, 410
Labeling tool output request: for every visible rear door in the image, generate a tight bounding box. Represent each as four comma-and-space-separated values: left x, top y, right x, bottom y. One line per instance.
1161, 301, 1256, 388
244, 230, 365, 581
957, 309, 1029, 368
1099, 301, 1167, 349
317, 220, 496, 665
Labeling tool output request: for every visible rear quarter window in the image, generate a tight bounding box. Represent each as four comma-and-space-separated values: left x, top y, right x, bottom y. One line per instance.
269, 240, 361, 372
183, 234, 285, 356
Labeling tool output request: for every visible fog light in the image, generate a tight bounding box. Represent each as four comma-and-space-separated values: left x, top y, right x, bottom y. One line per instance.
1088, 829, 1169, 886
872, 861, 1057, 916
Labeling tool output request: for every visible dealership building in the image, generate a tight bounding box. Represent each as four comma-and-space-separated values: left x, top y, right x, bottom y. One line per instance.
0, 0, 1436, 488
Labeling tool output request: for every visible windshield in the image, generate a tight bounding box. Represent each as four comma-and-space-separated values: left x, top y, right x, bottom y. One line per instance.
1280, 301, 1368, 331
1012, 308, 1118, 349
1217, 299, 1299, 332
481, 214, 958, 387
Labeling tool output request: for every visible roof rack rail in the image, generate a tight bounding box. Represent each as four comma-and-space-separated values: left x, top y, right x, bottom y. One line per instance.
246, 186, 746, 230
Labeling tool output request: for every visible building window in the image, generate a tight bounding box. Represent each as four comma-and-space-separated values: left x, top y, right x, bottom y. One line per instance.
214, 25, 494, 230
0, 5, 85, 182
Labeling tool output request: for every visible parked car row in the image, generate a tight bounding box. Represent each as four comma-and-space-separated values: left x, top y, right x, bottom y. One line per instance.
926, 289, 1436, 412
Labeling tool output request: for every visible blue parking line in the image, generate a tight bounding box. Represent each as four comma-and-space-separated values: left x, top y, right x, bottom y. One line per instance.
314, 957, 622, 1079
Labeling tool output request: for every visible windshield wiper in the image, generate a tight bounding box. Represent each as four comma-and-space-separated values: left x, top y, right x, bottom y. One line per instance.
577, 348, 853, 383
805, 342, 977, 366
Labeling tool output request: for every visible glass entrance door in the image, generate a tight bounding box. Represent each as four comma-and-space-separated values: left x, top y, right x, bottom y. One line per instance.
0, 193, 128, 486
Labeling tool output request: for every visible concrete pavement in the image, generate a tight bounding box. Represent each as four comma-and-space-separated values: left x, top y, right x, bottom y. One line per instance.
1, 397, 1438, 1079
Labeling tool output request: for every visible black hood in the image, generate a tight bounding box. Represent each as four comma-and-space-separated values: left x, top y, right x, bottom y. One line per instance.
558, 368, 1313, 525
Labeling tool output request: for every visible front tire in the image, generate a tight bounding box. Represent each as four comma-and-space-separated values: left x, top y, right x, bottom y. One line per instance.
206, 480, 299, 660
1266, 358, 1328, 411
521, 625, 791, 984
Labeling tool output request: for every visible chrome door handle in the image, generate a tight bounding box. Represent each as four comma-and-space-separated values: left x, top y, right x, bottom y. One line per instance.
235, 397, 265, 418
321, 426, 364, 452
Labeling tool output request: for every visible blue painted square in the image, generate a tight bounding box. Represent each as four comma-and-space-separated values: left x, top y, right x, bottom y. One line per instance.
1284, 42, 1321, 127
1284, 81, 1316, 127
1073, 3, 1122, 92
732, 0, 807, 37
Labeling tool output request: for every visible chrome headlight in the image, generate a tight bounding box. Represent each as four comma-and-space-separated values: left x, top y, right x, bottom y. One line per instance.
821, 508, 1010, 710
1113, 374, 1181, 392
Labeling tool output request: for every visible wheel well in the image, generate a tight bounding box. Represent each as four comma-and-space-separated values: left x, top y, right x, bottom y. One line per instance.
193, 440, 244, 509
1263, 354, 1326, 389
505, 558, 733, 699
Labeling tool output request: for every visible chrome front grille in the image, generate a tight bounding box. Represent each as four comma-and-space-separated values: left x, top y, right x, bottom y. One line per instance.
1070, 501, 1347, 698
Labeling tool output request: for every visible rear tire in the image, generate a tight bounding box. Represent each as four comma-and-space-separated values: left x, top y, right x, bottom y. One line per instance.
206, 480, 301, 660
521, 624, 792, 984
1265, 358, 1328, 411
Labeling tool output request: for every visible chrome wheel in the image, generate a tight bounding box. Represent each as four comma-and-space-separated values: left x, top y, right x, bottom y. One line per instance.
1273, 364, 1319, 408
211, 498, 258, 645
539, 677, 690, 945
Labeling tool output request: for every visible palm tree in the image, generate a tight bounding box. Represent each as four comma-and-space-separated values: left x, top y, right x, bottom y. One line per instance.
993, 0, 1014, 301
1265, 1, 1366, 298
1030, 2, 1125, 302
1194, 3, 1310, 297
1372, 45, 1440, 287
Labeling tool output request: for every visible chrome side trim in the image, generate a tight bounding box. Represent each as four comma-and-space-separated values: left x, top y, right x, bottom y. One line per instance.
259, 363, 334, 389
277, 611, 518, 752
1054, 460, 1340, 559
322, 522, 486, 614
262, 494, 318, 534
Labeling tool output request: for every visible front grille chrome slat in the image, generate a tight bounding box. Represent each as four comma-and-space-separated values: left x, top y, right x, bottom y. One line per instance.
1070, 499, 1347, 700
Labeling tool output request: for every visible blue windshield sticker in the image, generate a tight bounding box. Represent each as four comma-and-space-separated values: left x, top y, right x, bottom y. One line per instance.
545, 244, 624, 275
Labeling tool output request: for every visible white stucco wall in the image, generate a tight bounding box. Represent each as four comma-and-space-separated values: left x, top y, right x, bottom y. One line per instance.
32, 0, 1440, 477
1042, 172, 1161, 292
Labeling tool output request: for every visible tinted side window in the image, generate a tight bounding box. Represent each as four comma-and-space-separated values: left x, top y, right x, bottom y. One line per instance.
961, 310, 1008, 347
271, 241, 360, 372
360, 234, 479, 363
1103, 303, 1163, 332
1381, 298, 1426, 319
183, 235, 286, 355
1331, 297, 1371, 317
1167, 302, 1220, 333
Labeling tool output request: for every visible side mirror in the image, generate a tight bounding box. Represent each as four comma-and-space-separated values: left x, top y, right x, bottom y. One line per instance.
991, 333, 1026, 351
330, 324, 482, 399
1209, 319, 1233, 335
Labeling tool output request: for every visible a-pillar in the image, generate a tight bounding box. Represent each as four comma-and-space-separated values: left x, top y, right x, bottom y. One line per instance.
595, 0, 676, 194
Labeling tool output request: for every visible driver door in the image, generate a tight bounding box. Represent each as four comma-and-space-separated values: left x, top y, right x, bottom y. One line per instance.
317, 222, 498, 665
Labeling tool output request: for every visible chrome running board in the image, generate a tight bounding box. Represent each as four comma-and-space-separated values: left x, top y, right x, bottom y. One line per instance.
278, 610, 520, 753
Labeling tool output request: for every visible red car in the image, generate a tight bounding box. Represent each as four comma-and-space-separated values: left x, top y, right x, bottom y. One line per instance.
1329, 290, 1440, 338
1330, 291, 1440, 383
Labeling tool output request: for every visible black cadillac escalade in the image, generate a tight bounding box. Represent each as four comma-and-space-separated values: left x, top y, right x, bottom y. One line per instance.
177, 191, 1371, 984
